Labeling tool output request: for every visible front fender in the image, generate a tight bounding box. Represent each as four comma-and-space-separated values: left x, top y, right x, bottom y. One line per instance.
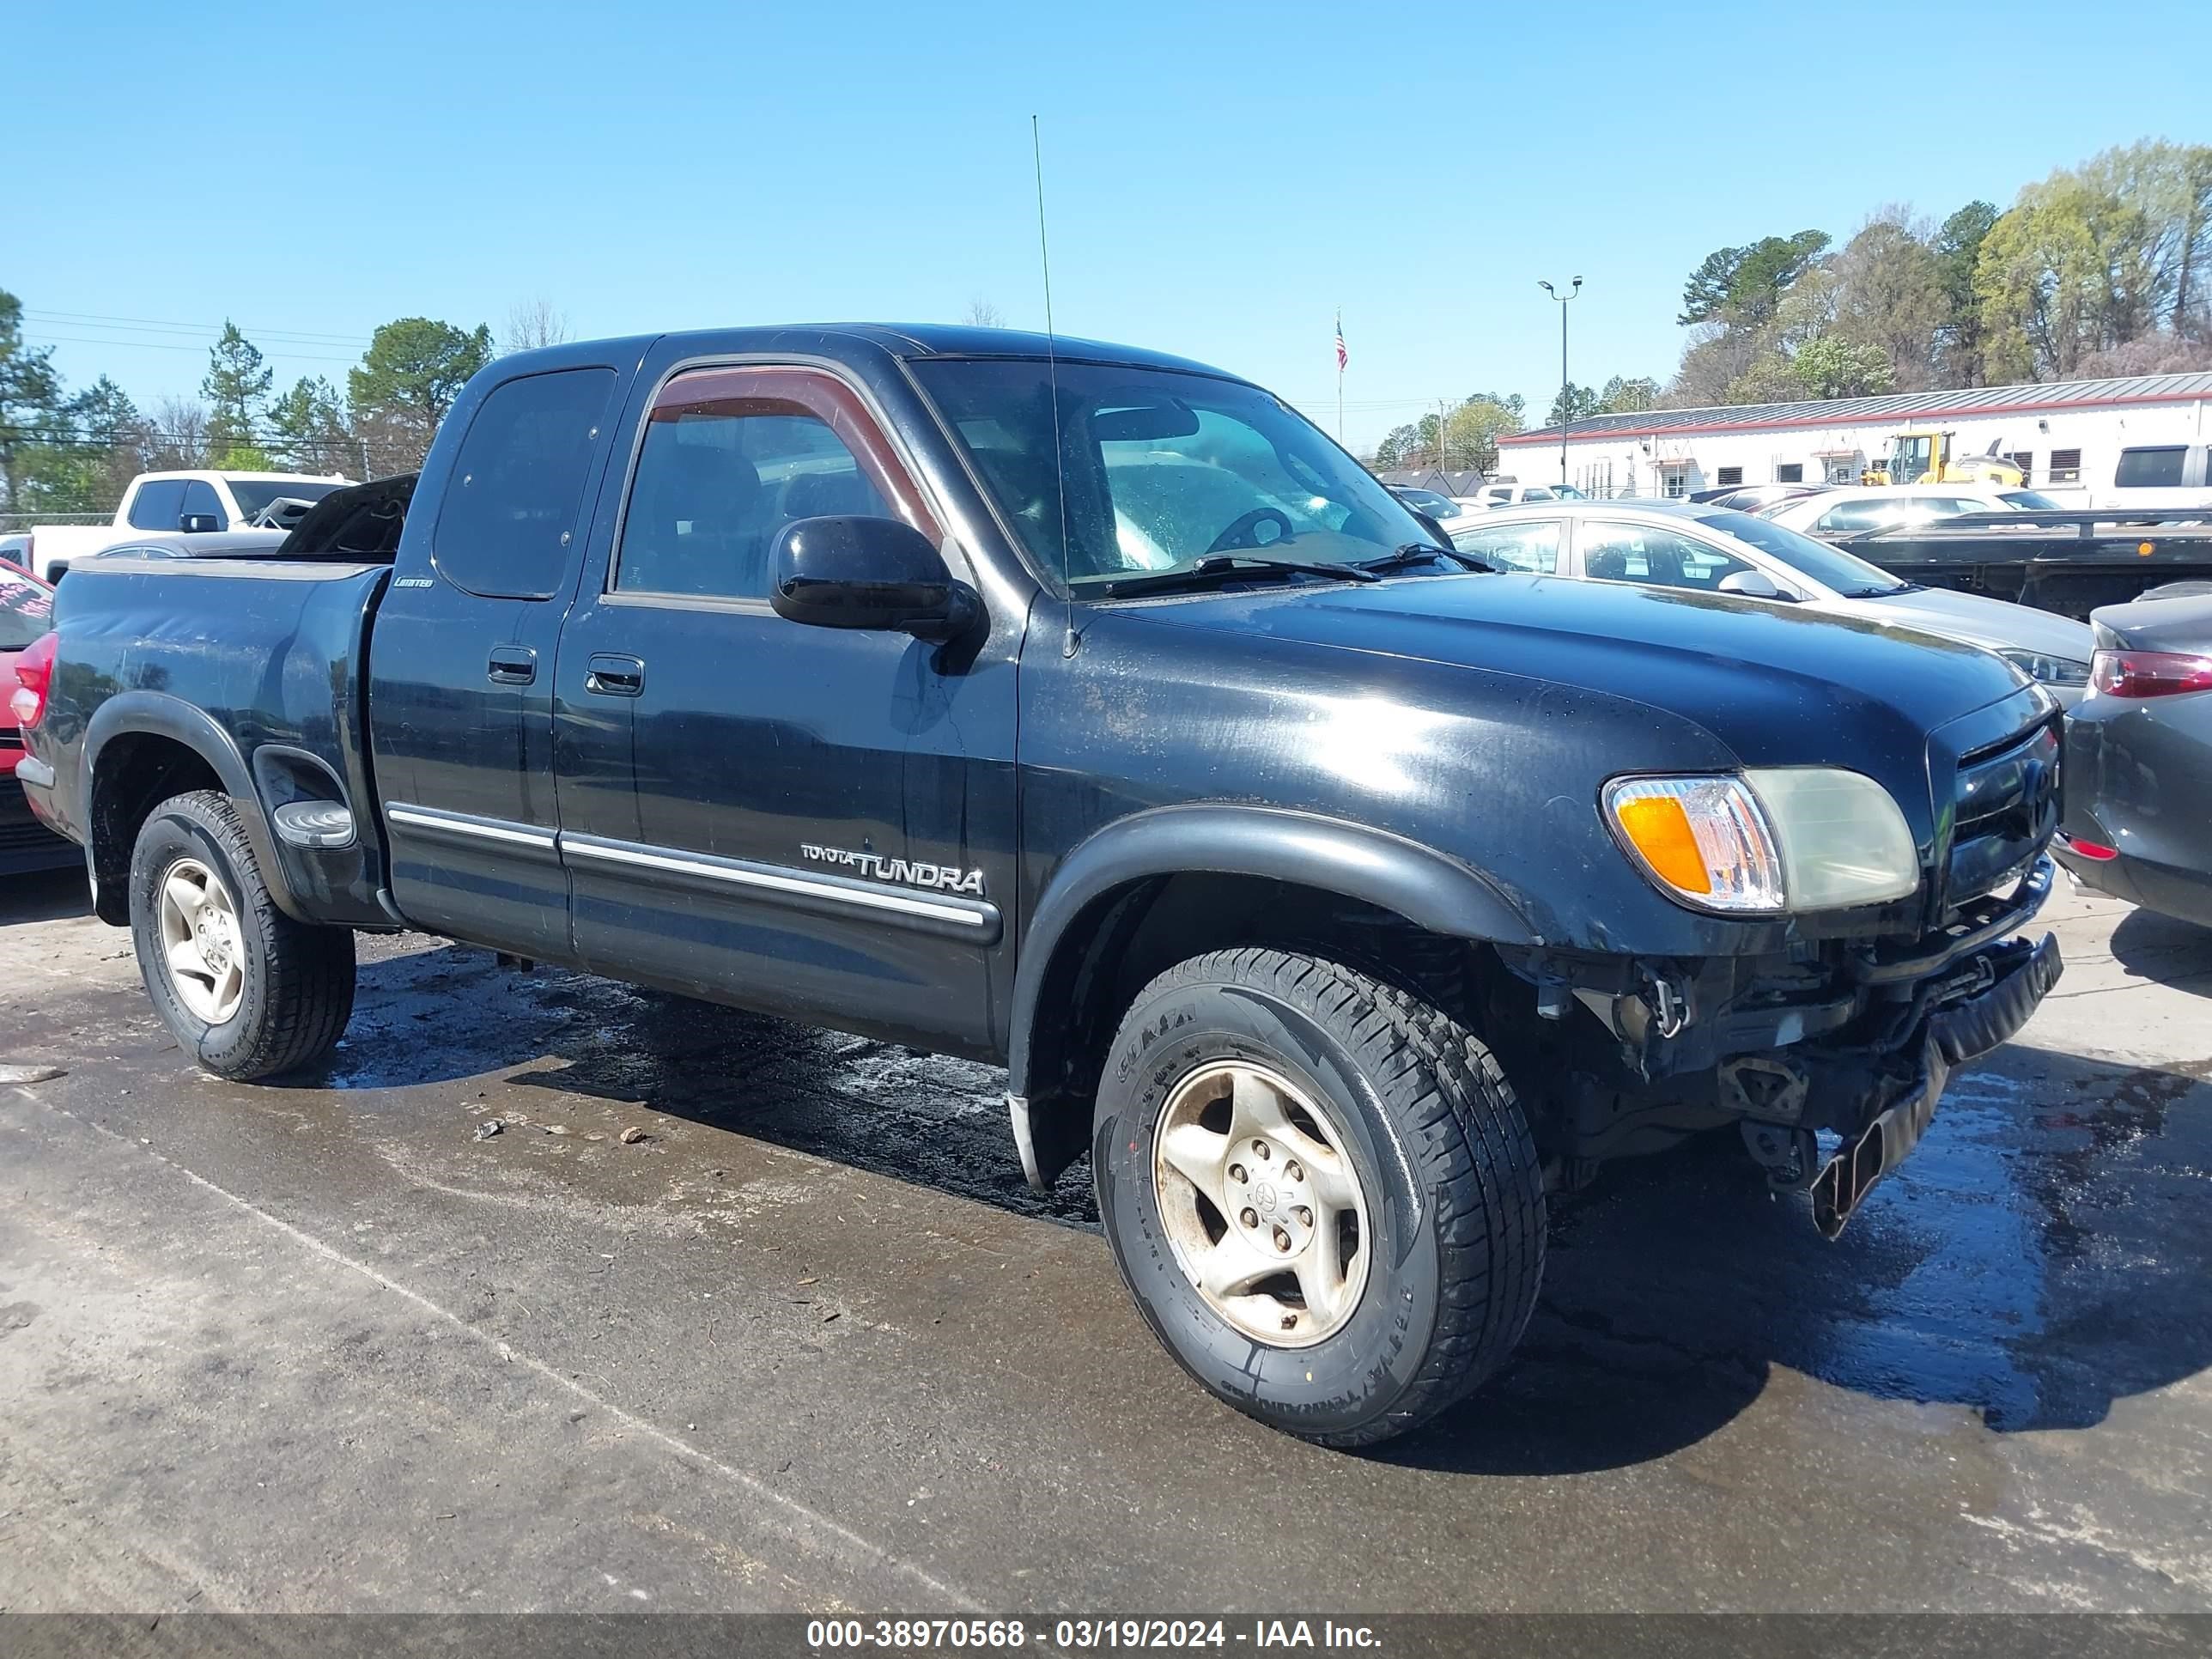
1004, 804, 1538, 1180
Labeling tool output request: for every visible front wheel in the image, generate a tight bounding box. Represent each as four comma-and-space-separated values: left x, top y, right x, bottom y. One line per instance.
129, 790, 356, 1080
1093, 948, 1546, 1448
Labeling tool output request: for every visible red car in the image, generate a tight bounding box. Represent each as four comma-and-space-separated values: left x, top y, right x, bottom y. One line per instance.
1, 566, 76, 875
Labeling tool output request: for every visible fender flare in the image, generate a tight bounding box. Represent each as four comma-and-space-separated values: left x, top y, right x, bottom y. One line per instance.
1003, 804, 1538, 1183
83, 691, 302, 921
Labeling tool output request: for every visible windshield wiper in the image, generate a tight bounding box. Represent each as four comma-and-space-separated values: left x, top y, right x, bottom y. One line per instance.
1095, 554, 1381, 599
1359, 543, 1494, 575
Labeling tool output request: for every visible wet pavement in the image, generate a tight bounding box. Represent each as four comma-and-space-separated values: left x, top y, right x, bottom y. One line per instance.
1, 867, 2209, 1612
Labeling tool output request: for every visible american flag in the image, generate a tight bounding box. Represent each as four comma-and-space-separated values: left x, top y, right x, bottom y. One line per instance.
1334, 311, 1347, 372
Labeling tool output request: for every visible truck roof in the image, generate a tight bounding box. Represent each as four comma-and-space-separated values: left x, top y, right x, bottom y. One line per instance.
500, 323, 1239, 382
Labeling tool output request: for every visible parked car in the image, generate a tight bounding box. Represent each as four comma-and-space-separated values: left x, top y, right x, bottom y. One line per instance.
1386, 485, 1462, 520
18, 469, 352, 581
1686, 483, 1824, 512
0, 565, 76, 875
1450, 501, 2094, 702
1759, 483, 2060, 537
2055, 592, 2212, 929
19, 323, 2065, 1447
1468, 481, 1586, 507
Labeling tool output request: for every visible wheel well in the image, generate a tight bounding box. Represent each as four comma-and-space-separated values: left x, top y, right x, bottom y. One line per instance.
88, 735, 226, 924
1023, 872, 1497, 1127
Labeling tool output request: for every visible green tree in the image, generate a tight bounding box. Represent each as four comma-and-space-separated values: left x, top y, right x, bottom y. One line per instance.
1679, 230, 1831, 326
1, 288, 64, 513
1828, 215, 1948, 391
348, 317, 494, 467
1442, 397, 1523, 471
1976, 180, 2112, 380
1596, 375, 1661, 413
1934, 201, 1999, 384
1790, 336, 1895, 399
1543, 382, 1603, 427
268, 375, 356, 474
202, 320, 272, 453
1372, 423, 1421, 468
1463, 390, 1526, 424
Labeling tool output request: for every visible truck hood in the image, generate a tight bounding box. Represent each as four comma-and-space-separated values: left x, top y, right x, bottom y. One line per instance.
1128, 570, 2037, 773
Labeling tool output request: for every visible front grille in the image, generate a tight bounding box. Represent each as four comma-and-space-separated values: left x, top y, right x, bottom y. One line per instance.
1947, 718, 2060, 902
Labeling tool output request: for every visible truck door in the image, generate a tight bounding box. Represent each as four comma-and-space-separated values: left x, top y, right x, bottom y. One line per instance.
368, 362, 628, 958
551, 362, 1015, 1055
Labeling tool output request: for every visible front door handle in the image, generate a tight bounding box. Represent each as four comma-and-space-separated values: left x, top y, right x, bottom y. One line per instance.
586, 653, 646, 697
487, 646, 537, 685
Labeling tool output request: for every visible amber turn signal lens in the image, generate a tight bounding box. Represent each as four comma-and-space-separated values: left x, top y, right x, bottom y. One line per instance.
1613, 795, 1713, 894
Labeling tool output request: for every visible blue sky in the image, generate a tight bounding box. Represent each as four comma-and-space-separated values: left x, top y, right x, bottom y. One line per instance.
12, 1, 2209, 452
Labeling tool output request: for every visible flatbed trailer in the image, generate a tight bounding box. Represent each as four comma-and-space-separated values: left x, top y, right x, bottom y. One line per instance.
1831, 510, 2212, 620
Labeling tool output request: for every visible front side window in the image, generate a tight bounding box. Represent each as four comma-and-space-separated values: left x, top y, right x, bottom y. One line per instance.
180, 479, 225, 528
1581, 521, 1753, 592
909, 359, 1433, 588
433, 368, 617, 600
616, 398, 892, 600
126, 479, 188, 531
1450, 520, 1559, 574
2115, 447, 2186, 488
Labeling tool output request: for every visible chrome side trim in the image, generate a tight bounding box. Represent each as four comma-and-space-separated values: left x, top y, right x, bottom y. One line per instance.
386, 803, 557, 850
559, 831, 997, 933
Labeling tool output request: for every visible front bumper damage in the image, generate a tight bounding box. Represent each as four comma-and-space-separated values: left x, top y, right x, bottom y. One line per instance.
1803, 929, 2062, 1237
1531, 858, 2064, 1237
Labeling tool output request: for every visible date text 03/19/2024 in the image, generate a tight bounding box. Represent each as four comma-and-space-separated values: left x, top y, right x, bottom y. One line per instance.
805, 1620, 1382, 1650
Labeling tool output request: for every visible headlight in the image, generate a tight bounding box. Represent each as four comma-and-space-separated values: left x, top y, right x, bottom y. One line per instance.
1999, 648, 2090, 688
1604, 769, 1920, 915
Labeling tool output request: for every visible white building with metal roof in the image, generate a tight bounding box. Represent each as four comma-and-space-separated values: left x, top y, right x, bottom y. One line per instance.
1494, 372, 2212, 501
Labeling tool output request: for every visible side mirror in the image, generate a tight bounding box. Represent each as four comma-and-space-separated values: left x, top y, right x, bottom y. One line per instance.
1717, 569, 1790, 600
769, 515, 979, 641
179, 514, 221, 534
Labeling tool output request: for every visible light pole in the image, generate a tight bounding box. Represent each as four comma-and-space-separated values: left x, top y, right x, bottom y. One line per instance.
1539, 277, 1582, 489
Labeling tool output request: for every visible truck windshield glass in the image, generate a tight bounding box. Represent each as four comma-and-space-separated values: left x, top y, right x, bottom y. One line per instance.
910, 360, 1434, 589
1706, 509, 1908, 596
228, 480, 343, 520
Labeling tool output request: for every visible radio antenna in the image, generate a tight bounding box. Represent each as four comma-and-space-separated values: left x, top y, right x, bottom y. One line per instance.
1031, 114, 1077, 656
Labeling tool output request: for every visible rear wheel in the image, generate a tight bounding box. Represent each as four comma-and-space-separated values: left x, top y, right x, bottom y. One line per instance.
1093, 948, 1546, 1447
129, 790, 356, 1080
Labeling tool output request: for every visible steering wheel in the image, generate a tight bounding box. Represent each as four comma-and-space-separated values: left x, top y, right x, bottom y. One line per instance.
1205, 507, 1296, 556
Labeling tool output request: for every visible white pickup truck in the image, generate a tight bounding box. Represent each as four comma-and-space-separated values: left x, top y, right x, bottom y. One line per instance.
18, 469, 353, 580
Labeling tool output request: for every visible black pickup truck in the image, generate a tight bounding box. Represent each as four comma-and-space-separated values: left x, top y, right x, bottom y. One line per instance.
15, 325, 2064, 1446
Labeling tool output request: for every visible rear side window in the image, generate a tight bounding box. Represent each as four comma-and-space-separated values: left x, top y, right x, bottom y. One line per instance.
127, 479, 188, 530
2115, 447, 2186, 488
433, 368, 617, 600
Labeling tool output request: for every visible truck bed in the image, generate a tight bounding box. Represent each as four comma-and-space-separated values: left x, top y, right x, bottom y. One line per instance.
1838, 510, 2212, 619
42, 556, 394, 927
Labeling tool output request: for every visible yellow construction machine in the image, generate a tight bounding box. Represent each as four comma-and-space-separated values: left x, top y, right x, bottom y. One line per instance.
1861, 431, 2024, 488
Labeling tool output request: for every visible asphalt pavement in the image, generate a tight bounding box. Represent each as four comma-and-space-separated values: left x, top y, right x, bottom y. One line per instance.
1, 868, 2208, 1613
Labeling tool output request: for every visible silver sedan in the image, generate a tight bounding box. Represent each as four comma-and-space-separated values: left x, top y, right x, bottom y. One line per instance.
1450, 499, 2094, 704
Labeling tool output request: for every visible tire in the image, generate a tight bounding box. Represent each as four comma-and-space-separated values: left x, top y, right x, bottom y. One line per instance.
129, 790, 356, 1080
1093, 947, 1545, 1448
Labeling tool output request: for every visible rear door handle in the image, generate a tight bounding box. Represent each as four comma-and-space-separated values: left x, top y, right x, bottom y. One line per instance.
487, 646, 537, 685
586, 653, 645, 696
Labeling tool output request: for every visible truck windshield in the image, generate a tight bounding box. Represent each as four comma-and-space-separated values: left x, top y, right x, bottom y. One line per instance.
1705, 509, 1909, 598
909, 360, 1436, 590
228, 479, 343, 520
